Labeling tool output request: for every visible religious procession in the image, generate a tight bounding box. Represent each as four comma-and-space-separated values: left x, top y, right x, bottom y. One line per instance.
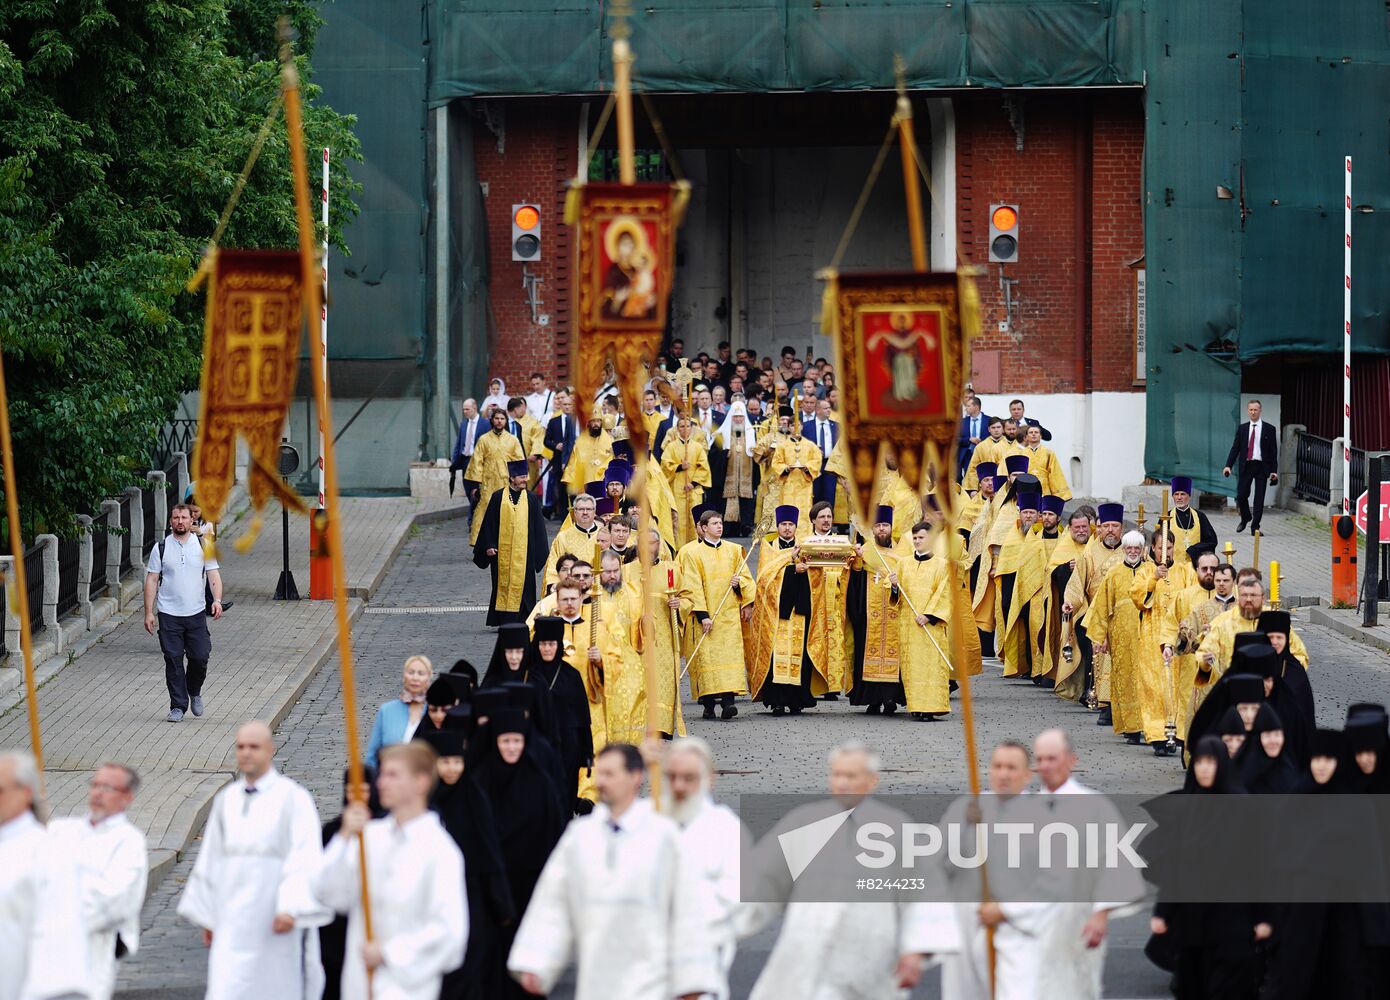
6, 3, 1390, 1000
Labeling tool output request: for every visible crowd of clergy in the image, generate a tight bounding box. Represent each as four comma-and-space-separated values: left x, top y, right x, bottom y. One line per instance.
7, 345, 1389, 1000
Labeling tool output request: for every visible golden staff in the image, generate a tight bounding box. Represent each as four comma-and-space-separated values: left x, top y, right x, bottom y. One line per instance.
1252, 529, 1262, 570
1158, 489, 1179, 754
852, 518, 957, 674
680, 538, 756, 679
0, 329, 43, 792
894, 55, 994, 994
279, 21, 375, 963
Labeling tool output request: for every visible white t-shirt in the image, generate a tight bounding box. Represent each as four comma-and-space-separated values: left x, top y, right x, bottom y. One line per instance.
146, 532, 219, 617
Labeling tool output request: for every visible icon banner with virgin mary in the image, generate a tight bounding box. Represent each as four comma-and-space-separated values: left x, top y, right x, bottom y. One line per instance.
570, 181, 688, 452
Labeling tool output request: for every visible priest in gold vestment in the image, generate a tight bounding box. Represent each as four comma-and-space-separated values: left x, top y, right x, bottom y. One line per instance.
591, 551, 647, 746
1060, 502, 1126, 712
992, 492, 1049, 680
562, 417, 615, 500
465, 408, 526, 544
661, 415, 712, 548
543, 494, 603, 590
677, 509, 755, 719
1129, 527, 1195, 755
638, 529, 687, 738
847, 506, 905, 714
770, 427, 823, 540
1165, 544, 1224, 741
1040, 505, 1092, 686
746, 505, 826, 715
1167, 476, 1216, 566
1088, 531, 1165, 745
894, 520, 954, 718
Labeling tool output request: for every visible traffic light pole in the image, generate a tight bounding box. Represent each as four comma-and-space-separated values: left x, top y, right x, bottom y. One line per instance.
274, 480, 300, 601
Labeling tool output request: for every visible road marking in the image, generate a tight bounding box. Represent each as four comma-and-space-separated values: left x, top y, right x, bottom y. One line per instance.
363, 605, 489, 614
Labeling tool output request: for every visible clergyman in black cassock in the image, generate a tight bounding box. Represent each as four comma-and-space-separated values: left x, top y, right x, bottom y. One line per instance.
473, 460, 549, 626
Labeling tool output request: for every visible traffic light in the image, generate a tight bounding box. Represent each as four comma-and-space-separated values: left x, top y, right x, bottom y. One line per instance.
511, 203, 541, 262
988, 203, 1019, 263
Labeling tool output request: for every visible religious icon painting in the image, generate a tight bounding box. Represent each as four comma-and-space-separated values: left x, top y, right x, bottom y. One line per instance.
577, 183, 678, 332
571, 181, 689, 449
826, 270, 975, 522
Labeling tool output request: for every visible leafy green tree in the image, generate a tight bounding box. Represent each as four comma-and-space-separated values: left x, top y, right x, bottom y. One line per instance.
0, 0, 360, 540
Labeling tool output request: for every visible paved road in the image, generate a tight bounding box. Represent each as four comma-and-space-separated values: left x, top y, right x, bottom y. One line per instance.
115, 520, 1390, 999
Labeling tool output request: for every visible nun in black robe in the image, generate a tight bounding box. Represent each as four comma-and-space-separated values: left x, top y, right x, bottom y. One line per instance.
421, 727, 516, 1000
473, 710, 567, 999
1151, 736, 1270, 1000
530, 615, 593, 811
1235, 704, 1300, 794
1267, 728, 1390, 1000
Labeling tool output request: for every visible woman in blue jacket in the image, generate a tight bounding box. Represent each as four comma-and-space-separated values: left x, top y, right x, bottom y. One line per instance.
365, 654, 434, 768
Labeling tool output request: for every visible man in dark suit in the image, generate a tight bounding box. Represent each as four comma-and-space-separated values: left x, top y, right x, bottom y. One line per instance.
450, 398, 486, 516
804, 398, 840, 509
1223, 398, 1279, 533
958, 396, 991, 474
1008, 399, 1052, 442
542, 390, 577, 519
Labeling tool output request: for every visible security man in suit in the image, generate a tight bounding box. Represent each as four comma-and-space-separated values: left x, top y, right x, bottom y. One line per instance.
542, 390, 578, 519
1222, 398, 1278, 533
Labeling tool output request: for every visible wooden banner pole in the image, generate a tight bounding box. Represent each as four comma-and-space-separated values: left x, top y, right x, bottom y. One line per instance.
0, 345, 44, 790
280, 21, 375, 965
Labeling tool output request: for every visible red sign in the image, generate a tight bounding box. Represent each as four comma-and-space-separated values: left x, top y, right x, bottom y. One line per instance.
1354, 484, 1390, 539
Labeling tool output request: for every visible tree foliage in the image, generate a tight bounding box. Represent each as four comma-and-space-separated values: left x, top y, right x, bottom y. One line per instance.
0, 0, 360, 540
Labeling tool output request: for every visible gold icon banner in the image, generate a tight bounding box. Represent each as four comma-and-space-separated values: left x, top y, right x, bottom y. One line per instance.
192, 248, 307, 525
826, 269, 978, 523
569, 181, 689, 452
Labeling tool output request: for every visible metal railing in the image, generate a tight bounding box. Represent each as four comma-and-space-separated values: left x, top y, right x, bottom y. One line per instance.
152, 419, 197, 471
55, 538, 80, 620
119, 494, 133, 573
1293, 430, 1366, 507
90, 527, 108, 600
23, 544, 44, 637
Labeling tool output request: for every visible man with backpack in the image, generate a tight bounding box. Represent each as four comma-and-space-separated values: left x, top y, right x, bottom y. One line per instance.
144, 503, 224, 722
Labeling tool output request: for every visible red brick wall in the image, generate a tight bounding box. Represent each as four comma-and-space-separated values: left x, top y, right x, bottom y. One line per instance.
956, 91, 1144, 395
474, 103, 578, 393
480, 92, 1146, 399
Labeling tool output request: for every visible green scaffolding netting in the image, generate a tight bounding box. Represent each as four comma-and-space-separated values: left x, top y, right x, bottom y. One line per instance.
427, 0, 1144, 102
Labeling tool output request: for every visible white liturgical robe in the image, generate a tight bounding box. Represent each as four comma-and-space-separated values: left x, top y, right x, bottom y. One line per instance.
742, 797, 960, 1000
676, 797, 753, 1000
509, 799, 720, 1000
48, 813, 148, 1000
312, 810, 467, 1000
177, 769, 332, 1000
0, 811, 92, 1000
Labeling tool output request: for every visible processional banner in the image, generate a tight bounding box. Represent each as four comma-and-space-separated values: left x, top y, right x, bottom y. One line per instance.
192, 249, 306, 525
570, 181, 688, 452
826, 270, 978, 524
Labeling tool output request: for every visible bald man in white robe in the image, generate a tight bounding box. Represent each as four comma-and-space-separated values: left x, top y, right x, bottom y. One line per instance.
178, 722, 331, 1000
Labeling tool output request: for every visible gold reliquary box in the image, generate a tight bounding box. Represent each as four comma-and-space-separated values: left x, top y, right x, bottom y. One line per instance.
799, 537, 856, 567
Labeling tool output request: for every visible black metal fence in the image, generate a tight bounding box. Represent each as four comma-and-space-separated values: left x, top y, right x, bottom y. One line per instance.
119, 494, 133, 573
152, 420, 197, 471
1293, 431, 1367, 507
90, 526, 108, 600
23, 544, 43, 636
55, 538, 80, 620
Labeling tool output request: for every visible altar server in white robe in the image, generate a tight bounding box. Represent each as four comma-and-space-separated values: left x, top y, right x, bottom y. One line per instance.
743, 742, 960, 1000
48, 763, 149, 1000
942, 741, 1053, 1000
0, 750, 92, 1000
509, 742, 719, 1000
178, 722, 331, 1000
1027, 729, 1144, 999
662, 737, 755, 1000
313, 741, 467, 1000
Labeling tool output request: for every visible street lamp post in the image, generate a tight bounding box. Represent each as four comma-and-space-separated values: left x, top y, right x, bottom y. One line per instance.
274, 440, 301, 601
